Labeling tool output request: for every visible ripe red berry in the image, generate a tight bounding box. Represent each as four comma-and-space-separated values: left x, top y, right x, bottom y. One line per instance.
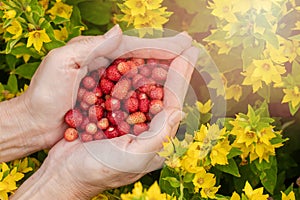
139, 98, 150, 113
105, 97, 121, 111
64, 128, 79, 142
148, 86, 164, 100
97, 118, 109, 130
104, 126, 119, 138
151, 67, 168, 82
88, 105, 104, 122
124, 97, 139, 113
83, 91, 98, 105
82, 76, 96, 90
111, 78, 131, 99
81, 132, 94, 142
64, 109, 83, 128
118, 121, 131, 136
117, 62, 131, 75
107, 111, 117, 125
100, 78, 114, 94
93, 131, 105, 140
93, 87, 102, 98
85, 122, 98, 134
126, 112, 147, 125
149, 100, 163, 115
137, 92, 148, 100
125, 90, 137, 99
133, 123, 149, 135
106, 65, 122, 82
125, 61, 139, 78
112, 58, 127, 65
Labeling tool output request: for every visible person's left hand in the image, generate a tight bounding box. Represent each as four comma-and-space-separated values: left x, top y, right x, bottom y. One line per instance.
11, 46, 199, 200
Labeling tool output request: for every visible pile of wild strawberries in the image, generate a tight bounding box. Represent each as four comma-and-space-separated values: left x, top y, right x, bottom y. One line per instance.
64, 58, 171, 142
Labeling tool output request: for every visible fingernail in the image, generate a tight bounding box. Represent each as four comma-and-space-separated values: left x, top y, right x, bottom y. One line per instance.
168, 110, 185, 127
104, 24, 121, 39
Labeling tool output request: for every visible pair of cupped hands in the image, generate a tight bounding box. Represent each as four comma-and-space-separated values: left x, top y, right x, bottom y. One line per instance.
8, 25, 199, 199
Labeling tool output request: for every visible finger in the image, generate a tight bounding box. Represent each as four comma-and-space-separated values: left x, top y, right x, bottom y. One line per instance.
164, 46, 200, 109
108, 32, 193, 60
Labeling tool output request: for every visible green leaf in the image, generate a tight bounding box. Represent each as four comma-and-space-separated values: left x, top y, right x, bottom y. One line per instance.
52, 16, 70, 25
11, 45, 41, 58
289, 34, 300, 41
15, 62, 40, 79
5, 54, 18, 70
288, 102, 300, 116
215, 158, 240, 177
233, 163, 260, 193
227, 147, 242, 159
159, 166, 180, 196
163, 177, 181, 188
188, 11, 216, 33
43, 40, 65, 51
79, 0, 112, 25
183, 173, 194, 183
262, 29, 279, 49
259, 156, 277, 194
7, 74, 18, 93
175, 0, 206, 14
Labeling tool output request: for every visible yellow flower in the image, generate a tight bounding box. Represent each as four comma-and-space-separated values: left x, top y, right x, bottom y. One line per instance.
251, 0, 273, 12
181, 155, 202, 173
47, 1, 73, 19
230, 191, 241, 200
145, 0, 163, 10
200, 186, 220, 199
241, 66, 263, 93
6, 20, 23, 39
27, 29, 51, 52
196, 100, 213, 114
54, 26, 68, 41
282, 86, 300, 109
124, 0, 147, 16
281, 191, 296, 200
210, 139, 231, 166
252, 59, 286, 85
39, 0, 49, 10
243, 181, 269, 199
3, 10, 16, 19
209, 0, 237, 22
192, 168, 216, 192
257, 127, 276, 145
225, 84, 243, 101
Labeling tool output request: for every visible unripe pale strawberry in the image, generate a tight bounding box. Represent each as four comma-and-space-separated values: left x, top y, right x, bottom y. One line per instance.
83, 91, 98, 105
82, 76, 96, 90
64, 128, 79, 142
149, 100, 163, 115
88, 105, 104, 122
106, 65, 122, 82
77, 87, 87, 101
111, 78, 131, 99
64, 109, 83, 128
126, 112, 147, 125
105, 97, 121, 111
147, 58, 159, 65
124, 97, 139, 113
97, 118, 109, 130
81, 132, 93, 142
133, 123, 149, 136
100, 78, 114, 94
85, 122, 98, 134
131, 58, 145, 66
117, 62, 131, 75
104, 126, 119, 138
80, 101, 90, 111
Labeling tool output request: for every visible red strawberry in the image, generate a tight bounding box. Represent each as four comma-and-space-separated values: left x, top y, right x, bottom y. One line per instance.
139, 66, 151, 77
132, 74, 144, 89
126, 112, 147, 124
149, 100, 163, 115
77, 87, 87, 102
80, 117, 90, 131
149, 86, 164, 100
111, 78, 131, 99
97, 118, 109, 130
88, 105, 104, 122
151, 67, 168, 82
124, 97, 139, 113
81, 132, 93, 142
114, 110, 128, 123
64, 109, 83, 128
64, 128, 79, 141
117, 62, 131, 75
118, 121, 130, 135
137, 92, 148, 100
107, 111, 117, 125
125, 90, 137, 99
125, 61, 138, 78
106, 65, 122, 82
139, 98, 150, 113
85, 122, 98, 134
132, 58, 145, 66
147, 58, 159, 65
93, 131, 105, 140
104, 126, 119, 138
133, 123, 149, 135
97, 67, 106, 78
100, 78, 114, 94
83, 91, 98, 105
93, 87, 102, 98
105, 97, 121, 111
112, 58, 127, 65
82, 76, 96, 90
